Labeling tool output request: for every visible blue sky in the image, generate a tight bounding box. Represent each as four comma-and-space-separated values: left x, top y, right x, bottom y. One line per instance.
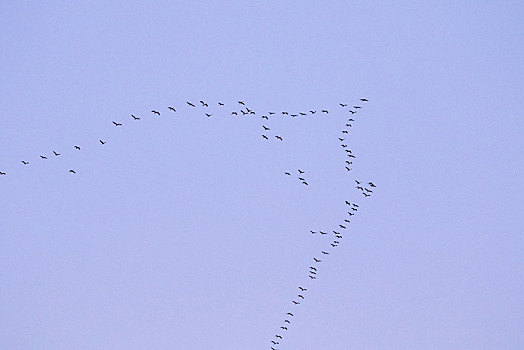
1, 1, 523, 349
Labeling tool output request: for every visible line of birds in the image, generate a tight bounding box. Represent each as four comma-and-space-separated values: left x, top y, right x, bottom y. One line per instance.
268, 98, 375, 349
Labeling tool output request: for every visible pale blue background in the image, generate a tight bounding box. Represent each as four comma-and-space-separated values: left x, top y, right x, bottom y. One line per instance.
1, 1, 523, 349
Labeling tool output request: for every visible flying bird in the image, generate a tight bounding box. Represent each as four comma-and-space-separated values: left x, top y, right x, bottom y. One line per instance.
262, 135, 269, 140
321, 251, 329, 255
345, 167, 351, 172
322, 110, 328, 113
313, 258, 322, 262
168, 107, 176, 112
0, 171, 6, 175
112, 121, 122, 126
262, 115, 269, 120
287, 312, 294, 316
298, 295, 304, 299
320, 231, 327, 235
275, 136, 283, 141
369, 182, 376, 187
360, 98, 368, 102
276, 335, 283, 339
310, 110, 316, 114
205, 113, 212, 117
40, 155, 47, 159
53, 151, 61, 156
200, 100, 208, 107
151, 110, 160, 115
302, 181, 308, 185
131, 114, 140, 120
263, 125, 270, 130
218, 102, 224, 106
74, 146, 81, 150
298, 169, 305, 174
310, 230, 316, 234
340, 103, 347, 107
363, 193, 370, 197
99, 140, 106, 145
292, 301, 300, 305
268, 112, 276, 115
280, 326, 288, 330
285, 172, 291, 176
187, 102, 195, 107
342, 130, 348, 134
284, 319, 290, 323
299, 287, 307, 291
21, 161, 29, 165
339, 224, 346, 229
69, 169, 76, 174
238, 101, 245, 105
231, 111, 238, 115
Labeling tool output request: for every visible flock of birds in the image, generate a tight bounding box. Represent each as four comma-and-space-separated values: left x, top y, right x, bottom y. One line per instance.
1, 97, 376, 349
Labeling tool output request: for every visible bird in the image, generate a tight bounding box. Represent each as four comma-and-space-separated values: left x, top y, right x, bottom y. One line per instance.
205, 113, 212, 117
168, 107, 176, 112
231, 111, 238, 116
292, 301, 300, 305
187, 102, 195, 107
131, 114, 140, 120
302, 181, 308, 185
351, 208, 358, 211
360, 98, 368, 102
282, 111, 288, 115
365, 188, 373, 193
310, 110, 317, 114
321, 251, 329, 255
339, 224, 346, 229
353, 106, 362, 109
21, 161, 29, 165
112, 121, 122, 126
238, 101, 245, 105
348, 118, 355, 121
300, 112, 307, 116
299, 287, 307, 291
313, 258, 322, 262
355, 180, 361, 184
348, 212, 355, 216
262, 135, 269, 140
341, 144, 347, 148
342, 130, 348, 134
99, 140, 106, 145
345, 200, 351, 206
322, 110, 328, 113
287, 312, 294, 316
363, 193, 370, 197
218, 102, 224, 106
262, 115, 269, 120
53, 151, 61, 156
284, 319, 290, 324
346, 123, 352, 127
340, 103, 347, 107
298, 294, 304, 299
0, 171, 6, 175
263, 125, 270, 130
151, 110, 160, 115
298, 177, 305, 181
345, 167, 351, 172
346, 161, 352, 165
281, 326, 288, 330
74, 146, 81, 150
271, 340, 279, 344
40, 155, 47, 159
298, 169, 305, 174
275, 136, 283, 141
369, 182, 376, 187
344, 219, 350, 223
309, 275, 317, 279
276, 335, 283, 339
285, 172, 291, 176
357, 186, 364, 191
320, 231, 327, 235
200, 100, 208, 107
241, 110, 248, 115
268, 112, 276, 115
349, 110, 356, 114
69, 169, 76, 174
291, 114, 298, 117
348, 154, 356, 158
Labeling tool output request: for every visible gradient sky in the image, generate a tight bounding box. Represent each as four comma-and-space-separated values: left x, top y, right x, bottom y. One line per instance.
1, 1, 523, 349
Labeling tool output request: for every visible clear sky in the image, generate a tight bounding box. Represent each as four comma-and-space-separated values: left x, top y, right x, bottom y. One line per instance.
1, 1, 523, 349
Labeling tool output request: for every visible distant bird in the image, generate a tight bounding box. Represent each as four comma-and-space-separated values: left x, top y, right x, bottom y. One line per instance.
353, 106, 361, 109
287, 312, 294, 316
360, 98, 368, 102
310, 230, 316, 234
292, 301, 300, 305
40, 155, 47, 159
99, 140, 106, 145
363, 193, 370, 197
200, 100, 208, 107
291, 114, 298, 117
355, 180, 361, 184
313, 258, 322, 262
241, 110, 247, 115
331, 243, 337, 247
205, 113, 212, 117
309, 267, 317, 271
369, 182, 376, 187
351, 207, 358, 211
345, 200, 351, 206
357, 186, 364, 191
131, 114, 140, 120
344, 219, 350, 223
168, 107, 176, 112
268, 112, 276, 115
231, 111, 238, 115
342, 130, 348, 134
238, 101, 245, 105
187, 102, 195, 107
348, 154, 356, 158
0, 171, 6, 175
276, 334, 283, 339
74, 146, 81, 150
263, 125, 270, 130
262, 135, 269, 140
218, 102, 224, 106
21, 161, 29, 165
300, 112, 307, 116
310, 110, 316, 114
352, 203, 359, 207
348, 118, 355, 121
298, 177, 305, 181
365, 188, 373, 193
271, 340, 279, 344
309, 275, 317, 279
340, 103, 347, 107
112, 121, 122, 126
298, 169, 305, 174
339, 224, 346, 229
345, 167, 351, 172
322, 110, 328, 113
346, 124, 352, 127
275, 136, 283, 141
53, 151, 61, 156
302, 181, 308, 185
69, 169, 76, 174
334, 241, 340, 244
151, 110, 160, 115
348, 212, 354, 216
346, 161, 352, 165
281, 326, 288, 330
338, 138, 345, 141
285, 172, 291, 176
299, 287, 307, 291
320, 231, 327, 235
349, 110, 356, 114
262, 115, 269, 120
282, 111, 288, 115
321, 251, 329, 255
341, 144, 347, 148
298, 294, 304, 299
284, 319, 290, 323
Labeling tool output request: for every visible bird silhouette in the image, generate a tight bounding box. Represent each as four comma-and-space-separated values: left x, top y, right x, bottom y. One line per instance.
74, 146, 81, 150
284, 319, 290, 323
353, 105, 362, 109
313, 258, 322, 262
340, 103, 347, 107
275, 136, 283, 141
302, 181, 308, 185
131, 115, 140, 120
345, 200, 351, 205
309, 266, 317, 271
298, 294, 304, 299
320, 231, 327, 235
281, 326, 288, 330
285, 172, 291, 176
342, 130, 348, 134
262, 135, 269, 140
151, 110, 160, 115
282, 111, 288, 115
363, 193, 371, 197
349, 110, 356, 114
218, 102, 224, 106
292, 301, 300, 305
357, 186, 364, 191
262, 115, 269, 120
231, 111, 238, 115
263, 125, 270, 130
238, 101, 245, 105
268, 112, 276, 115
360, 98, 368, 102
53, 151, 61, 156
112, 121, 122, 126
99, 140, 106, 145
40, 155, 47, 159
348, 118, 355, 121
300, 112, 307, 116
369, 182, 376, 187
0, 171, 6, 175
345, 167, 351, 172
309, 275, 317, 279
21, 160, 29, 165
205, 113, 212, 117
200, 100, 208, 107
322, 110, 328, 113
310, 110, 316, 114
299, 287, 307, 291
69, 169, 76, 174
355, 180, 361, 184
321, 251, 329, 255
298, 169, 305, 174
276, 335, 283, 339
287, 312, 294, 316
186, 102, 195, 107
168, 107, 176, 112
298, 177, 305, 181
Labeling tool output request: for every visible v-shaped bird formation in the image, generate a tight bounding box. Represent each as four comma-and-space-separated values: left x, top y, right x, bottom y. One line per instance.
0, 97, 376, 349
